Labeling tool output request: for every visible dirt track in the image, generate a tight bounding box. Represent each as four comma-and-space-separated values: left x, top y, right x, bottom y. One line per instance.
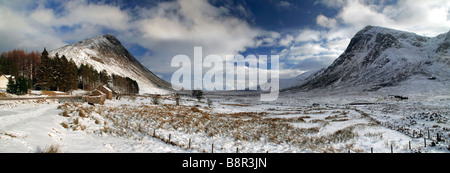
0, 96, 82, 101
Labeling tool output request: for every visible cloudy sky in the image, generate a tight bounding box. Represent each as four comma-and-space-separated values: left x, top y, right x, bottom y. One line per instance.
1, 0, 449, 86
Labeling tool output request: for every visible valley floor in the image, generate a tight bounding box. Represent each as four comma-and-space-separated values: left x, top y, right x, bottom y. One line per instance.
1, 88, 448, 153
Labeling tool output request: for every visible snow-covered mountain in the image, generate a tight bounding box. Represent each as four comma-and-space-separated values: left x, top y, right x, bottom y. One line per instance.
49, 34, 171, 94
288, 26, 450, 92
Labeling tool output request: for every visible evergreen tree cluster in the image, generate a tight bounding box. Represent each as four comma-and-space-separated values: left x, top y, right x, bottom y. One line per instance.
111, 74, 139, 95
1, 48, 139, 95
6, 76, 31, 95
36, 49, 78, 92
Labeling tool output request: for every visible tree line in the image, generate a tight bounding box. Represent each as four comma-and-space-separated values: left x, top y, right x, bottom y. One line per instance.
1, 48, 139, 95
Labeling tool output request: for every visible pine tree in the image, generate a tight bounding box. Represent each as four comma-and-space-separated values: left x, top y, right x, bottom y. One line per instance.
6, 76, 16, 94
67, 59, 78, 91
53, 53, 62, 91
99, 69, 109, 85
15, 76, 31, 95
56, 55, 70, 92
36, 48, 53, 90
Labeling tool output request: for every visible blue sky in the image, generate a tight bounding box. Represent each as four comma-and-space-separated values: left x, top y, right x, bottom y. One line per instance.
1, 0, 449, 84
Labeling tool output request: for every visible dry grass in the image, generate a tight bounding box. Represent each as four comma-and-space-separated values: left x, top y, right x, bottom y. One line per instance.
73, 118, 79, 125
0, 92, 8, 98
299, 127, 320, 134
1, 132, 18, 138
365, 132, 383, 139
332, 119, 349, 122
221, 103, 252, 107
42, 91, 67, 96
78, 110, 87, 118
61, 110, 70, 117
58, 102, 368, 152
326, 126, 358, 143
325, 115, 347, 120
61, 122, 69, 129
41, 144, 62, 153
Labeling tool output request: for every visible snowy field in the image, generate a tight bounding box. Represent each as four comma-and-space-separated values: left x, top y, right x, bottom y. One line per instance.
1, 86, 448, 153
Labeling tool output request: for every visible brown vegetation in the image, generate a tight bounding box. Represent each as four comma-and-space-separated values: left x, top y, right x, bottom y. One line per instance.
56, 101, 376, 152
41, 144, 62, 153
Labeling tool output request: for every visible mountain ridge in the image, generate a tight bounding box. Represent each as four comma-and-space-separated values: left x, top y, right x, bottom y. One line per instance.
49, 34, 172, 94
285, 25, 450, 92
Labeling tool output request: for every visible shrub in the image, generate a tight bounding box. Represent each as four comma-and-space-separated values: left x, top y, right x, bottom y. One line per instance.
79, 110, 87, 118
41, 144, 62, 153
192, 90, 203, 102
61, 122, 69, 129
61, 110, 70, 117
152, 95, 161, 105
327, 126, 358, 143
0, 92, 8, 98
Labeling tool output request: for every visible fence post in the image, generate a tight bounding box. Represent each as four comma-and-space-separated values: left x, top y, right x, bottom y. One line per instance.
409, 141, 411, 150
153, 129, 156, 137
169, 134, 171, 144
390, 144, 393, 153
437, 133, 440, 142
424, 138, 426, 147
211, 143, 214, 153
189, 138, 191, 149
236, 147, 239, 153
371, 147, 373, 153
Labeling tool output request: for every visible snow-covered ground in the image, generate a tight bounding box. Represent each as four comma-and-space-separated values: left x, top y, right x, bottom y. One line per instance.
1, 86, 448, 153
0, 99, 188, 153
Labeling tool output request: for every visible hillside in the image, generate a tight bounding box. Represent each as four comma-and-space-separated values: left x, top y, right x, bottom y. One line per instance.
49, 34, 171, 94
287, 26, 450, 92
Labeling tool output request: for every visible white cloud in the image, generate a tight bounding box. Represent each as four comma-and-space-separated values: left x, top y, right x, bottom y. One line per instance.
125, 0, 268, 76
278, 1, 295, 9
315, 0, 346, 8
289, 43, 329, 57
337, 0, 394, 29
295, 29, 322, 42
0, 4, 66, 52
316, 14, 337, 28
320, 0, 450, 37
0, 0, 132, 52
277, 27, 353, 76
60, 1, 130, 31
279, 34, 294, 47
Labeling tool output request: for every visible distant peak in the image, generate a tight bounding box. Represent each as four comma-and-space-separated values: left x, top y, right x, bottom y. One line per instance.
358, 25, 397, 34
103, 34, 121, 46
102, 34, 117, 40
103, 33, 115, 37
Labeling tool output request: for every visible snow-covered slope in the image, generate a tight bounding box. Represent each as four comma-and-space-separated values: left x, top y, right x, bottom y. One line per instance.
49, 34, 171, 94
279, 68, 324, 89
289, 26, 450, 92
